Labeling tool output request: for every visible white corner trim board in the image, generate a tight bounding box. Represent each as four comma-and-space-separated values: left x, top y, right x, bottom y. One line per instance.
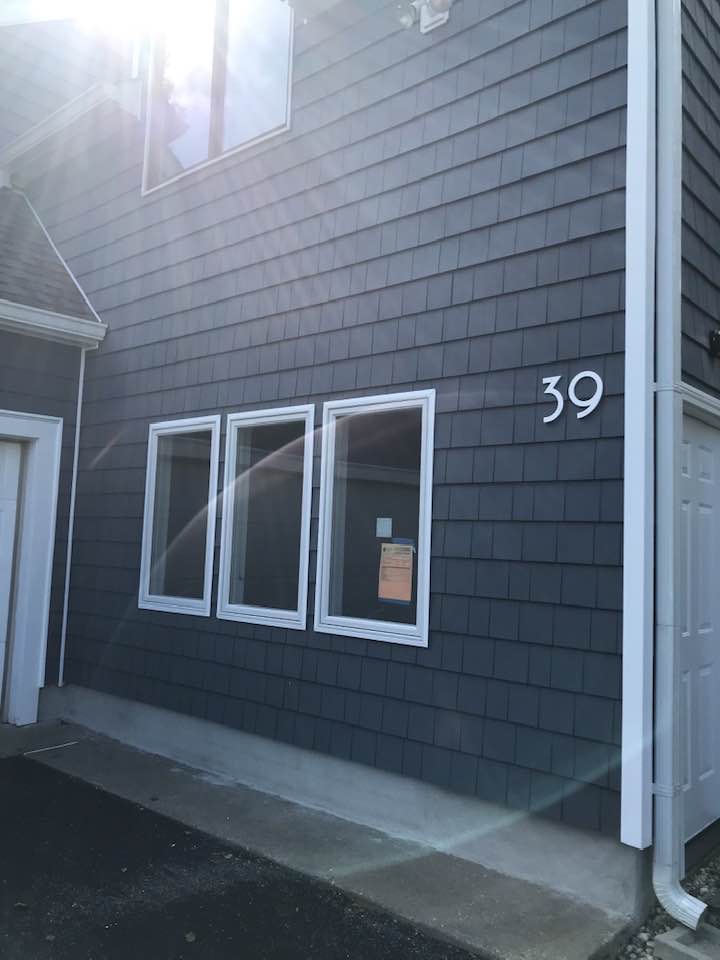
0, 298, 106, 348
621, 0, 656, 852
216, 404, 314, 630
0, 409, 63, 726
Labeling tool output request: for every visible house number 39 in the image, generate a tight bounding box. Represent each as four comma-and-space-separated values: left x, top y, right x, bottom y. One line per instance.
542, 371, 604, 423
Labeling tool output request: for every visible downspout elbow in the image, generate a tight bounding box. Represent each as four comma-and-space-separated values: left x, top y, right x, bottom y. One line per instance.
652, 863, 707, 930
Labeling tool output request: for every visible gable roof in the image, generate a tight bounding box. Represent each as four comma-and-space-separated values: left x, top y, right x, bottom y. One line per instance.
0, 186, 95, 321
0, 186, 106, 346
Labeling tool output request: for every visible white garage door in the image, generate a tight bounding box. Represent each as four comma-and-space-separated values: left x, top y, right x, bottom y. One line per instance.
680, 415, 720, 841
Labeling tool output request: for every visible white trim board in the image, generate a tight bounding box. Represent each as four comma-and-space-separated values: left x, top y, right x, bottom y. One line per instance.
0, 408, 63, 726
314, 389, 435, 647
621, 0, 656, 851
0, 298, 106, 348
217, 404, 314, 630
138, 415, 221, 617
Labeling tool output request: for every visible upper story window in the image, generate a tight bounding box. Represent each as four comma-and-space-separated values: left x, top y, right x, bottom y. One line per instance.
143, 0, 294, 193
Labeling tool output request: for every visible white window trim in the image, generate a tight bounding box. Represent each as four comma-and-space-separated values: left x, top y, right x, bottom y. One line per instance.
139, 415, 221, 617
217, 404, 314, 630
140, 4, 295, 197
314, 390, 435, 647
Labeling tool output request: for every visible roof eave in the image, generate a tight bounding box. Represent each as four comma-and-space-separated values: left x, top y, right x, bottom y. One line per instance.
0, 298, 107, 348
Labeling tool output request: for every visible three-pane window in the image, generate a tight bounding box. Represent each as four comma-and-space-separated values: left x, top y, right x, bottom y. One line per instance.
139, 392, 434, 646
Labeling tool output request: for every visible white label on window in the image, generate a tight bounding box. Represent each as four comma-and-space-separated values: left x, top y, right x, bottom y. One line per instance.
376, 517, 393, 538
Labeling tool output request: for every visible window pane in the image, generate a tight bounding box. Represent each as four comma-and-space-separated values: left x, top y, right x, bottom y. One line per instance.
223, 0, 291, 151
147, 6, 216, 187
229, 420, 305, 611
150, 431, 212, 599
329, 408, 422, 624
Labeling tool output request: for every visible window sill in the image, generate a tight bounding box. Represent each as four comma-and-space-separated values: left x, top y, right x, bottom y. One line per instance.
217, 603, 306, 631
138, 596, 211, 617
313, 614, 428, 647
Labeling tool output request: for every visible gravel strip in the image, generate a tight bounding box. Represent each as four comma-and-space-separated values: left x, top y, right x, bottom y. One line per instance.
617, 850, 720, 959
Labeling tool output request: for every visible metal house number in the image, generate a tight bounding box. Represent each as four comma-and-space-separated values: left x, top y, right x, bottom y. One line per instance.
542, 371, 604, 423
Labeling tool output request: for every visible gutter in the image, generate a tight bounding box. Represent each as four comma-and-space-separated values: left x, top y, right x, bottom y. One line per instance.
652, 0, 706, 929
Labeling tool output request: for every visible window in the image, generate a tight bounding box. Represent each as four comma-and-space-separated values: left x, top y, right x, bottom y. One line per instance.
139, 416, 220, 616
217, 406, 314, 628
314, 391, 435, 646
143, 0, 293, 193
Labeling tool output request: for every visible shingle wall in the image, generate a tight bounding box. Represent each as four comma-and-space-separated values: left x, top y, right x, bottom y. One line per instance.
682, 0, 720, 393
24, 0, 627, 833
0, 331, 80, 682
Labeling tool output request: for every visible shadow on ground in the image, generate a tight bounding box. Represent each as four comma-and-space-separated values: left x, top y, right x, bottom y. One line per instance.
0, 757, 475, 960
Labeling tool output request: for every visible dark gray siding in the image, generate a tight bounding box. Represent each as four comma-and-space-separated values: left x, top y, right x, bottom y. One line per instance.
0, 332, 80, 682
26, 0, 626, 833
681, 0, 720, 393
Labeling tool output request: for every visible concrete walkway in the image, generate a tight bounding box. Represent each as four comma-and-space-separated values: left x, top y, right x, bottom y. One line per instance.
1, 721, 633, 960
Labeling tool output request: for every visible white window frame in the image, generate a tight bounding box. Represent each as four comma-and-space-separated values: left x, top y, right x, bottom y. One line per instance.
140, 1, 295, 196
314, 390, 435, 647
217, 405, 314, 630
139, 415, 221, 617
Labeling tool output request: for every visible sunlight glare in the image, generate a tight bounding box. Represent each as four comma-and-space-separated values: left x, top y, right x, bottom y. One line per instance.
74, 0, 195, 40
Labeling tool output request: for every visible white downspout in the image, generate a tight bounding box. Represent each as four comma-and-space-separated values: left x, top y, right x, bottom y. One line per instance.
58, 345, 87, 688
652, 0, 706, 929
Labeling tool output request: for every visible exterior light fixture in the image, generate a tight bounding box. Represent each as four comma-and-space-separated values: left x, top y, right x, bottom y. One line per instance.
398, 0, 453, 33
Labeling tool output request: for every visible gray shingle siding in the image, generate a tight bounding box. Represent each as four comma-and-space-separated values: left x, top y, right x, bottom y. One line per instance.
0, 332, 80, 682
25, 0, 626, 833
681, 0, 720, 393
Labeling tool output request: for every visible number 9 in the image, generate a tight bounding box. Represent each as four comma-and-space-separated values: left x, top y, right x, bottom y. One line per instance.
568, 371, 603, 419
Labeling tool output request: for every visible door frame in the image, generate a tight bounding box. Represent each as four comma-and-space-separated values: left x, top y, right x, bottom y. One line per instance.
0, 408, 62, 725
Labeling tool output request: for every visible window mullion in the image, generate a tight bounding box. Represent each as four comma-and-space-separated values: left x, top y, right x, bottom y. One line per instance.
209, 0, 229, 158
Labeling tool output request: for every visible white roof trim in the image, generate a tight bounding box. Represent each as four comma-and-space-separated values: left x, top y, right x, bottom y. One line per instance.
20, 189, 103, 323
0, 298, 107, 348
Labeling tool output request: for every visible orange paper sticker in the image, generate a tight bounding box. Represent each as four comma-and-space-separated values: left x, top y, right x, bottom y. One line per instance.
378, 542, 413, 603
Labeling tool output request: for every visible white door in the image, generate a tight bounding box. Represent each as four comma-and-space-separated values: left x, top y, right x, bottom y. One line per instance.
680, 416, 720, 840
0, 441, 21, 712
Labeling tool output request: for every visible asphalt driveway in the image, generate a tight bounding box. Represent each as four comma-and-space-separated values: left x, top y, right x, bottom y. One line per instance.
0, 756, 475, 960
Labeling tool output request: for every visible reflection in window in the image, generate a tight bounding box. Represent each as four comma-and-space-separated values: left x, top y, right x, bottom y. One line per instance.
315, 392, 435, 647
230, 420, 305, 611
218, 406, 313, 629
145, 0, 293, 191
139, 417, 219, 616
330, 408, 421, 625
150, 432, 212, 599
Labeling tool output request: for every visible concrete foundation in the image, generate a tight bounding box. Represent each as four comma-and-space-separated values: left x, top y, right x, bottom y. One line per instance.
655, 924, 720, 960
39, 683, 650, 923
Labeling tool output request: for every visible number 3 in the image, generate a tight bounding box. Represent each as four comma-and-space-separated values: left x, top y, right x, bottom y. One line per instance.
542, 375, 564, 423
